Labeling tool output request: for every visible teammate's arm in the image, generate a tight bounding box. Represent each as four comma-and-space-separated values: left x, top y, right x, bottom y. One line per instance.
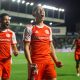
11, 32, 18, 56
12, 44, 18, 56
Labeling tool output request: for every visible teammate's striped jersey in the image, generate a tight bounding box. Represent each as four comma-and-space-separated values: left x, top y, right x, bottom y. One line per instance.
75, 39, 80, 55
23, 24, 53, 62
0, 29, 17, 60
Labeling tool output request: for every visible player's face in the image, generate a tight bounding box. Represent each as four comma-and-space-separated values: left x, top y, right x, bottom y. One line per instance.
36, 6, 45, 21
2, 15, 10, 27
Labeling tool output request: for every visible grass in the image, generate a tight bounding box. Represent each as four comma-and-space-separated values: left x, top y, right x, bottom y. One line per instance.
56, 52, 80, 80
10, 52, 80, 80
11, 54, 28, 80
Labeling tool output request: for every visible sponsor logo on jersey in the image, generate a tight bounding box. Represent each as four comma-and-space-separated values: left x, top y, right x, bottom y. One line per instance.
32, 36, 49, 40
35, 30, 39, 33
45, 30, 49, 34
0, 38, 10, 42
6, 34, 10, 37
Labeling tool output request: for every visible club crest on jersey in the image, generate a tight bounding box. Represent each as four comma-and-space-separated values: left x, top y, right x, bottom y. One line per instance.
6, 34, 10, 37
45, 30, 49, 34
35, 30, 39, 33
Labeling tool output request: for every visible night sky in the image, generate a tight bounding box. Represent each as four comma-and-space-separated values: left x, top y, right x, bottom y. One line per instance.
1, 0, 80, 32
27, 0, 80, 32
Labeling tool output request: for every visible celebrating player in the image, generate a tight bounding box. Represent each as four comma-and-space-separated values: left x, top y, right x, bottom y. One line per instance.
0, 13, 18, 80
23, 6, 62, 80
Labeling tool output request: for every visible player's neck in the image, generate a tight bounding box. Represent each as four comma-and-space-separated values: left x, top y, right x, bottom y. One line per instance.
36, 21, 44, 26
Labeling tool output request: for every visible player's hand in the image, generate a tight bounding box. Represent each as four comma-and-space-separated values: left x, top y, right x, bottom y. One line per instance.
55, 61, 63, 68
30, 63, 38, 75
13, 51, 19, 56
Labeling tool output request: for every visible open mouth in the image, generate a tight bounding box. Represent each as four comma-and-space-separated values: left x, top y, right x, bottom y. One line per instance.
41, 14, 45, 17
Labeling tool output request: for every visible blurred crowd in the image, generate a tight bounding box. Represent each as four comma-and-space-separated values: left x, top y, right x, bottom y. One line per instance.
16, 34, 77, 51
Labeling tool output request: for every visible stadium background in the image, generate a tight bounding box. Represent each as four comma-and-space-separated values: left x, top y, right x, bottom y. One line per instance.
0, 0, 79, 80
0, 0, 77, 51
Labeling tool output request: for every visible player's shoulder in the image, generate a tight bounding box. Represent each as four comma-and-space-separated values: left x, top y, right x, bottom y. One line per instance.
44, 24, 51, 28
25, 24, 34, 30
4, 29, 15, 37
6, 29, 14, 34
44, 24, 51, 30
44, 24, 50, 27
25, 24, 33, 27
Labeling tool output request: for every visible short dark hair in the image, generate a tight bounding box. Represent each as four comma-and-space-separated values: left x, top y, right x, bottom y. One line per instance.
32, 6, 41, 17
0, 13, 9, 20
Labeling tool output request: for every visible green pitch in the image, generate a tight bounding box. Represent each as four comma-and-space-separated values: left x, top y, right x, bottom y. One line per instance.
11, 52, 80, 80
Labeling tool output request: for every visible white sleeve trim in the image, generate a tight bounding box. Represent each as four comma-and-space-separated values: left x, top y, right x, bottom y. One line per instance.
11, 32, 17, 44
23, 24, 33, 42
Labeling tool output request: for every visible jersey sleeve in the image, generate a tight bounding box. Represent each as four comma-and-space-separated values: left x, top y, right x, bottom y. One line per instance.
49, 27, 53, 41
23, 24, 33, 42
11, 32, 17, 44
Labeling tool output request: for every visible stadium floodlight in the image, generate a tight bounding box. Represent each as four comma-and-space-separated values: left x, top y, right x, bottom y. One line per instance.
37, 4, 42, 6
17, 0, 21, 3
22, 0, 25, 4
30, 2, 34, 6
9, 17, 11, 20
26, 2, 30, 6
52, 7, 58, 11
30, 20, 34, 23
42, 5, 58, 11
12, 0, 16, 2
19, 23, 23, 26
58, 8, 65, 12
49, 22, 52, 25
43, 5, 52, 10
61, 9, 65, 12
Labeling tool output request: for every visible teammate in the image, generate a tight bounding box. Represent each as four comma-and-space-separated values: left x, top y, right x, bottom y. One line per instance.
0, 13, 18, 80
23, 6, 62, 80
71, 32, 80, 76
